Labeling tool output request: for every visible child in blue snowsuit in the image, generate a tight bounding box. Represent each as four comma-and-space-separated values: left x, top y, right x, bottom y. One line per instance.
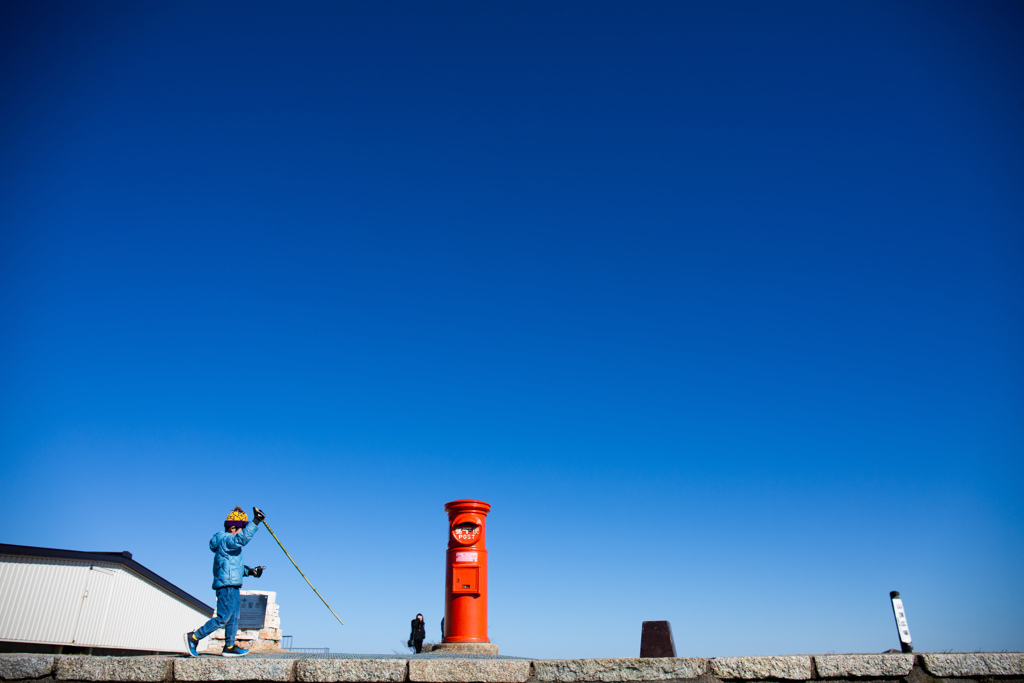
184, 506, 265, 657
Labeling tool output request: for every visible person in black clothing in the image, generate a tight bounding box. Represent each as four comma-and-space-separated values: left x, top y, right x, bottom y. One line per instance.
410, 613, 426, 653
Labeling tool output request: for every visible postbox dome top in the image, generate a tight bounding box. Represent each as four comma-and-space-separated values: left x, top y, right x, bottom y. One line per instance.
444, 499, 491, 515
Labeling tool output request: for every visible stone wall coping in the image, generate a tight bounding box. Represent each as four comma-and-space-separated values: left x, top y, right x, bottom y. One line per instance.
815, 654, 915, 678
295, 659, 408, 683
409, 659, 530, 683
921, 653, 1024, 677
533, 657, 709, 682
173, 657, 296, 682
56, 656, 175, 682
1, 652, 1023, 683
0, 654, 60, 681
710, 655, 813, 680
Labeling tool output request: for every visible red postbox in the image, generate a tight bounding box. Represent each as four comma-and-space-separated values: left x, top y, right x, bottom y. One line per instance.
443, 499, 491, 644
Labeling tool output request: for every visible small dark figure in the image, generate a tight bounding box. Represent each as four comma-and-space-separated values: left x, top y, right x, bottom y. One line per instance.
410, 613, 426, 654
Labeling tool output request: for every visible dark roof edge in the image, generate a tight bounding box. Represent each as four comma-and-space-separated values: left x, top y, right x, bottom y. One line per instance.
0, 543, 213, 616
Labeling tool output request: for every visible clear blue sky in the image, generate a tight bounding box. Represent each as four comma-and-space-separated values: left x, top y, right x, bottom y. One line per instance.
2, 1, 1022, 659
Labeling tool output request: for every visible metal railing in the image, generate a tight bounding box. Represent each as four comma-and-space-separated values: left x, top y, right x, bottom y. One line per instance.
281, 636, 329, 653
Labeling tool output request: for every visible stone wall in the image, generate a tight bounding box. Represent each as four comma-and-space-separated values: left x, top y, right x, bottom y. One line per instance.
1, 652, 1022, 683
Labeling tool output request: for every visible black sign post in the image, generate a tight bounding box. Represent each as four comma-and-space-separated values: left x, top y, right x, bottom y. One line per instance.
889, 591, 913, 653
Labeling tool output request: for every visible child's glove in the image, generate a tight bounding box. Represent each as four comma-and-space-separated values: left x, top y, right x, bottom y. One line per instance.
252, 507, 266, 525
244, 565, 265, 578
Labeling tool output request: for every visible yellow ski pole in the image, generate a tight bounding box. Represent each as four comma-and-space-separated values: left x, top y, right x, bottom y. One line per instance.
257, 510, 344, 626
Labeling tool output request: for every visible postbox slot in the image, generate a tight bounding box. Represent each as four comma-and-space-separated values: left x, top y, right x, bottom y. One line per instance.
452, 565, 480, 594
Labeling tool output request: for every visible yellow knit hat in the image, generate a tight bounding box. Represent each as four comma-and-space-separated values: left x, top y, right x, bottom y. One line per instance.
225, 506, 248, 529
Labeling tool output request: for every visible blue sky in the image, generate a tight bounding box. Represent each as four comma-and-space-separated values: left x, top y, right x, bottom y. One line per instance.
1, 1, 1022, 659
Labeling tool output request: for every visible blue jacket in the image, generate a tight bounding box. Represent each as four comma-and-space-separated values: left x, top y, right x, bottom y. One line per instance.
210, 523, 258, 590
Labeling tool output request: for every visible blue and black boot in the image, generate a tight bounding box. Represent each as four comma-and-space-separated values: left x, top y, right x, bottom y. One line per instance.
183, 632, 199, 657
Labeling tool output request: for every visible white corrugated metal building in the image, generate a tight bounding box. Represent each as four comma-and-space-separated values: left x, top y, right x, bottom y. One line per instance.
0, 544, 213, 655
